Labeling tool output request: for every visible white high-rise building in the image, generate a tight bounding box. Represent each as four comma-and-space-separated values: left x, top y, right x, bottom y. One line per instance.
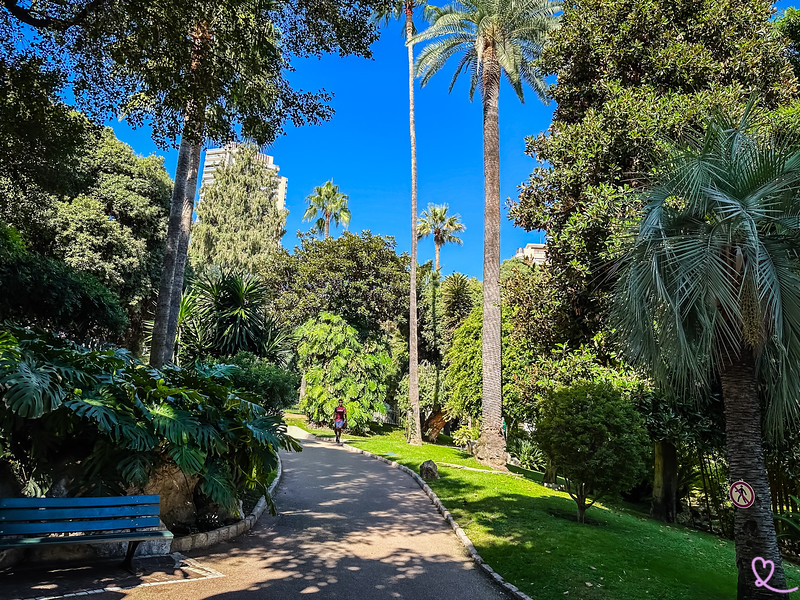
200, 143, 288, 209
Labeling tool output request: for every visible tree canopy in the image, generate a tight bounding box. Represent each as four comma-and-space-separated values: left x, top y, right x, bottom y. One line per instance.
191, 144, 288, 272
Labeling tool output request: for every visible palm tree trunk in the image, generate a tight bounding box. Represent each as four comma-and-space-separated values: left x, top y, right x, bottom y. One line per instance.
406, 3, 422, 446
476, 43, 505, 469
435, 242, 441, 272
324, 213, 330, 239
720, 349, 786, 600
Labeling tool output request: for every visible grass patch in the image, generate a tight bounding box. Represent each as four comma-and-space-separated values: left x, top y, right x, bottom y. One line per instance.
347, 428, 800, 600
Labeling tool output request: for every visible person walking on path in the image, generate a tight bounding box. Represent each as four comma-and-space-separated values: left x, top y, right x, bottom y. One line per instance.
333, 399, 347, 444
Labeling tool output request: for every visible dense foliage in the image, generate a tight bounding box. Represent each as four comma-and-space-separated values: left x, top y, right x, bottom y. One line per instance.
535, 380, 650, 523
177, 270, 293, 367
510, 0, 798, 348
297, 313, 394, 435
261, 232, 410, 335
215, 351, 299, 415
191, 144, 288, 272
0, 224, 128, 338
0, 327, 300, 513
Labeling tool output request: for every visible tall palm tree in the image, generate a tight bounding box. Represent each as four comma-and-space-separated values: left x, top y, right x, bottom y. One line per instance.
376, 0, 430, 446
302, 181, 351, 239
412, 0, 559, 467
417, 203, 466, 271
611, 107, 800, 600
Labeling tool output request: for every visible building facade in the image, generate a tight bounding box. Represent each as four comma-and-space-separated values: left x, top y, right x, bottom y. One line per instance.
514, 242, 548, 265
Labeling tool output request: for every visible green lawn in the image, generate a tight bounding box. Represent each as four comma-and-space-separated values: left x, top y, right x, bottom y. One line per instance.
321, 425, 800, 600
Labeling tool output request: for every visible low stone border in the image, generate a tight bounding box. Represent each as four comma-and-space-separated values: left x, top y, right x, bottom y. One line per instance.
169, 454, 282, 553
307, 433, 533, 600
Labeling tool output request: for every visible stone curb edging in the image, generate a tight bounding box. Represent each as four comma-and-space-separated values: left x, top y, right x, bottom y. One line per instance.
169, 453, 282, 553
306, 433, 532, 600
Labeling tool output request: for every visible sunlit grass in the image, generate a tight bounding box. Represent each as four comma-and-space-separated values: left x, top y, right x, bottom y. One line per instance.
336, 425, 800, 600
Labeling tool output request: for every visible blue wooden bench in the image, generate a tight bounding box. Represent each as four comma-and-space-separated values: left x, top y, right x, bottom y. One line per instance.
0, 495, 173, 569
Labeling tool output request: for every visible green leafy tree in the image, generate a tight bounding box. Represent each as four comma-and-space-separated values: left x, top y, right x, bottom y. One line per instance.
777, 7, 800, 80
417, 203, 465, 271
442, 272, 480, 346
2, 0, 388, 368
191, 144, 288, 272
412, 0, 559, 467
297, 313, 394, 435
0, 224, 128, 338
610, 107, 800, 598
261, 232, 410, 337
49, 128, 172, 343
510, 0, 798, 350
534, 380, 649, 523
302, 180, 351, 239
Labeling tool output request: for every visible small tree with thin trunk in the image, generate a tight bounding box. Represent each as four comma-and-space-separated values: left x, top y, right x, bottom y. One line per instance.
534, 380, 649, 524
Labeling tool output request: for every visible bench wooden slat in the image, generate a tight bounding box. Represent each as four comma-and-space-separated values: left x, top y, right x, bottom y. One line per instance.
0, 505, 159, 522
0, 516, 161, 535
0, 496, 160, 509
0, 530, 173, 549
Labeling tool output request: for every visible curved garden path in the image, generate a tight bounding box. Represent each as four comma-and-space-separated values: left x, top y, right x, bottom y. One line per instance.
78, 426, 509, 600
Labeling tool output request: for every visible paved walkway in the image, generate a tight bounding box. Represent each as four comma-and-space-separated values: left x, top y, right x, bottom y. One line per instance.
3, 427, 509, 600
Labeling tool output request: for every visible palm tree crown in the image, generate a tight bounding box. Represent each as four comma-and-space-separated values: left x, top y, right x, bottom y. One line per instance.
412, 0, 559, 103
303, 181, 351, 239
611, 106, 800, 596
417, 203, 466, 270
611, 109, 800, 433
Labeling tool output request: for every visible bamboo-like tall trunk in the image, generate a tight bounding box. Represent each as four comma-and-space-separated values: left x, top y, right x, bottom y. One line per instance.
406, 2, 423, 446
476, 42, 506, 468
150, 123, 194, 367
720, 349, 786, 600
149, 22, 210, 367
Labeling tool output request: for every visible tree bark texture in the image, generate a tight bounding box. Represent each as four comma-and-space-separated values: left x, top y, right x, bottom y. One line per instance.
149, 22, 210, 367
324, 213, 330, 239
406, 4, 423, 446
149, 124, 194, 367
423, 409, 447, 442
435, 242, 440, 272
163, 121, 203, 363
476, 43, 505, 468
720, 350, 786, 600
652, 440, 678, 523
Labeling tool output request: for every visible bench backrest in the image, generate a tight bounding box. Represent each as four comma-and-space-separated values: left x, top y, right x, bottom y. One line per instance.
0, 495, 162, 536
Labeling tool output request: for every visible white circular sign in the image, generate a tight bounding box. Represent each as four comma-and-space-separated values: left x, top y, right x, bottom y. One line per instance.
729, 480, 755, 509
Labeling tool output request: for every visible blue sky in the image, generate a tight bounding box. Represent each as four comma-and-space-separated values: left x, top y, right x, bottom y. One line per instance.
105, 3, 796, 279
105, 17, 551, 280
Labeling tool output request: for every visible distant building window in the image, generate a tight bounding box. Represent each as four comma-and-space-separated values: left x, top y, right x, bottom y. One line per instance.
513, 243, 547, 265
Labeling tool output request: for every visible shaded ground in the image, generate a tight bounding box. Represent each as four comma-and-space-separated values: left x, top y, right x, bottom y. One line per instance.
1, 427, 508, 600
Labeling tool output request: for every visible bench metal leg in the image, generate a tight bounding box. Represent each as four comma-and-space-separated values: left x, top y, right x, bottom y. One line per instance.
122, 540, 141, 570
